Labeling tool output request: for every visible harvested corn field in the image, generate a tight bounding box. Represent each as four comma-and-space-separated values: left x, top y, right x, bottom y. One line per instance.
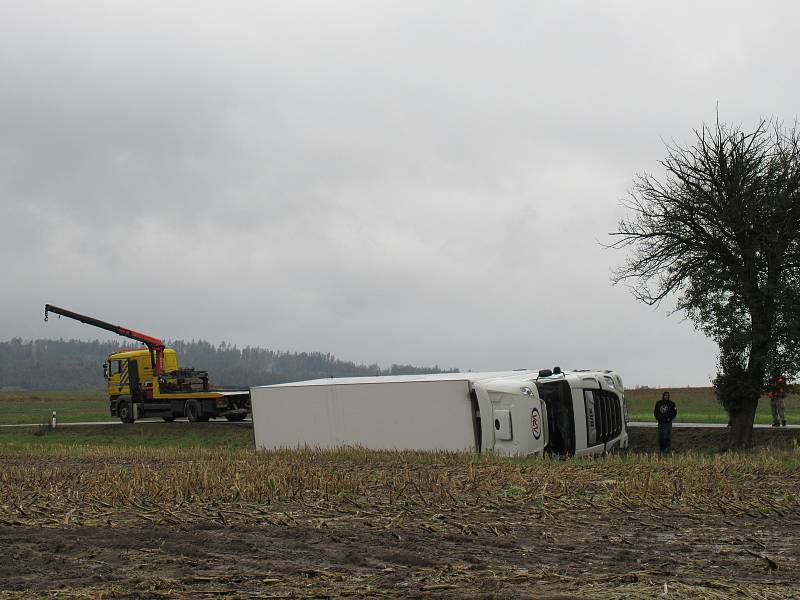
1, 441, 800, 598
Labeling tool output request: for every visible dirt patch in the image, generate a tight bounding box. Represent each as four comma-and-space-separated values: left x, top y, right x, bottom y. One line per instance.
2, 497, 799, 597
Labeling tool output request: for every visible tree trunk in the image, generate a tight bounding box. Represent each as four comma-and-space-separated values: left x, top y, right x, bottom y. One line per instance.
728, 399, 758, 450
728, 310, 773, 451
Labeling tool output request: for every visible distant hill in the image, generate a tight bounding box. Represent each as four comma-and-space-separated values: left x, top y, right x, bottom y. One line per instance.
0, 338, 459, 391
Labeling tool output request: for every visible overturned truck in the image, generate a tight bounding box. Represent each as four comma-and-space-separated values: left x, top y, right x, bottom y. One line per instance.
251, 368, 628, 457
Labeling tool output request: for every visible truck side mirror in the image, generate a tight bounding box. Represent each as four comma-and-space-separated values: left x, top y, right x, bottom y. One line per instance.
102, 363, 108, 379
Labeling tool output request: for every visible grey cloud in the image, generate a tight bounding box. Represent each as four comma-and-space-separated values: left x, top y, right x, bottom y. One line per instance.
2, 1, 794, 385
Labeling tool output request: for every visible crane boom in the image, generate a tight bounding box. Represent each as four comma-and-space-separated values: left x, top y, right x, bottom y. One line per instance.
44, 304, 166, 375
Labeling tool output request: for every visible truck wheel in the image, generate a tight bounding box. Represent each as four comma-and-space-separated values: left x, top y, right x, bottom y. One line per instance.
185, 400, 201, 423
225, 414, 246, 422
162, 416, 175, 423
118, 401, 135, 424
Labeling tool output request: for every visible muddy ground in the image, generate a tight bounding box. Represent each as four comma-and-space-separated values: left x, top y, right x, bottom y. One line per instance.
1, 501, 798, 598
1, 429, 799, 598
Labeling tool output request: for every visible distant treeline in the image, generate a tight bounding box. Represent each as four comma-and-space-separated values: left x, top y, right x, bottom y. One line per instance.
0, 338, 459, 391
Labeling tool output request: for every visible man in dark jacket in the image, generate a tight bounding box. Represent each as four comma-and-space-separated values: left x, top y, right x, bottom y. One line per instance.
654, 391, 677, 454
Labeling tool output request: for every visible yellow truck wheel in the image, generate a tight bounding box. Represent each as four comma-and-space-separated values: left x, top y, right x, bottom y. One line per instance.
118, 401, 135, 424
185, 400, 201, 422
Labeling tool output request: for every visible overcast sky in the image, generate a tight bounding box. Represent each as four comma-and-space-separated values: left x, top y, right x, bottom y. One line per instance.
2, 1, 798, 386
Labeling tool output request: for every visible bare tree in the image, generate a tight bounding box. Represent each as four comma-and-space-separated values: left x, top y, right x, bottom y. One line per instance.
610, 118, 800, 449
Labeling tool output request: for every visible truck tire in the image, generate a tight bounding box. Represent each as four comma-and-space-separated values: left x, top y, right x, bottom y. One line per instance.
225, 414, 246, 422
185, 400, 202, 423
118, 401, 135, 424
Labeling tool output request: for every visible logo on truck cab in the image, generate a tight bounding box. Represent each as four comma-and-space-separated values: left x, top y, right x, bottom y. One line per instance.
531, 408, 541, 440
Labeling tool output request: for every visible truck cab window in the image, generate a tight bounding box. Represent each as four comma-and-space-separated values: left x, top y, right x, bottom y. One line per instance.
536, 380, 576, 457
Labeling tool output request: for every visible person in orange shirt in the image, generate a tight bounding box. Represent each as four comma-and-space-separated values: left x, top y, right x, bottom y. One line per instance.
769, 375, 787, 427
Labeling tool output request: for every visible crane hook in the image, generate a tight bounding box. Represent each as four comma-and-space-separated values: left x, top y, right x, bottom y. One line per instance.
44, 308, 48, 322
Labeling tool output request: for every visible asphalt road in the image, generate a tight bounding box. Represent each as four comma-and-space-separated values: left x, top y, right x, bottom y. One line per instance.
628, 421, 799, 429
0, 418, 253, 428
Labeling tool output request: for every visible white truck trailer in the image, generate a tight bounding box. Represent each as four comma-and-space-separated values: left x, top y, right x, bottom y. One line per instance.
250, 368, 628, 457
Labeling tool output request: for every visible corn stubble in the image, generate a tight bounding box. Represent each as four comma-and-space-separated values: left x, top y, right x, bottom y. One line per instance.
1, 446, 799, 598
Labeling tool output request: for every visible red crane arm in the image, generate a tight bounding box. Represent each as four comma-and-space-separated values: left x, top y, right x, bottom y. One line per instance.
44, 304, 167, 375
115, 326, 164, 349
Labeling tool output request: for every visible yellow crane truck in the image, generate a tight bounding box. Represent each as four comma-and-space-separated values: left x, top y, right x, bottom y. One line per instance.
44, 304, 251, 423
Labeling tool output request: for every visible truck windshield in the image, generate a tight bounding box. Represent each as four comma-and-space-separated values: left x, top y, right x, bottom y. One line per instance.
535, 380, 575, 456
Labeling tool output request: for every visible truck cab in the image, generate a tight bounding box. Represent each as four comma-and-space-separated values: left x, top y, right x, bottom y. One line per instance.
470, 369, 628, 457
535, 369, 628, 456
105, 348, 180, 398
